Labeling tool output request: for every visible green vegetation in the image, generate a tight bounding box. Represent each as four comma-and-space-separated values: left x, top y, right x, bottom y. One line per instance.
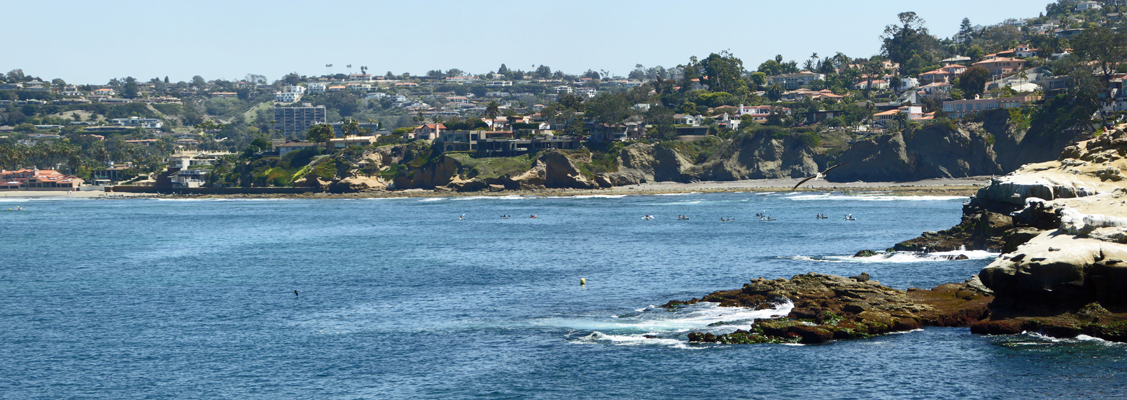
447, 153, 537, 180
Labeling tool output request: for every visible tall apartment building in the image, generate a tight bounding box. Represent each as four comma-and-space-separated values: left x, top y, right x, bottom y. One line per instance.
274, 103, 326, 138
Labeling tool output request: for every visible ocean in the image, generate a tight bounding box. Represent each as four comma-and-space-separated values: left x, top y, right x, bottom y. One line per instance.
2, 192, 1124, 399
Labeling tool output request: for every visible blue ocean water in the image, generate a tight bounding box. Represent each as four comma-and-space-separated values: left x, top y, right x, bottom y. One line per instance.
1, 192, 1125, 399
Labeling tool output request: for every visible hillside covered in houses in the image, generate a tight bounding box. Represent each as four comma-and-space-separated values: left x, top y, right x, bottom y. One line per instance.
1, 0, 1126, 192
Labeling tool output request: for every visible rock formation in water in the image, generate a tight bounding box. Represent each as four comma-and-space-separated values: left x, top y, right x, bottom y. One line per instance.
672, 272, 993, 344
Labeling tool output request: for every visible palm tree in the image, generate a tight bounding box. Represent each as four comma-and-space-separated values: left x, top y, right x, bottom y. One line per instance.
269, 120, 277, 139
484, 101, 501, 125
342, 118, 360, 137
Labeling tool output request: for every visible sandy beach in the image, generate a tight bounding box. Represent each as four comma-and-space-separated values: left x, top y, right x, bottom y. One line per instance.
0, 189, 153, 199
0, 176, 993, 200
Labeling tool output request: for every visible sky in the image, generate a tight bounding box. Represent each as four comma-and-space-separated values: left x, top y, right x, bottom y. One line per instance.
3, 0, 1053, 85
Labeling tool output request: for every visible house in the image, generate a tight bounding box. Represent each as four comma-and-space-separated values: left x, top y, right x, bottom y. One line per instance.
93, 88, 116, 97
672, 114, 704, 126
941, 94, 1041, 118
347, 83, 372, 91
23, 81, 48, 92
854, 79, 890, 90
1055, 29, 1085, 39
919, 82, 953, 95
1013, 45, 1039, 58
1077, 1, 1102, 11
446, 76, 481, 84
111, 117, 163, 130
873, 106, 925, 126
736, 104, 791, 123
0, 82, 23, 90
308, 83, 327, 94
805, 110, 842, 124
716, 113, 740, 130
0, 168, 84, 191
973, 58, 1026, 77
437, 130, 514, 152
477, 134, 582, 157
768, 72, 825, 90
900, 77, 920, 90
574, 88, 597, 98
411, 123, 446, 140
273, 141, 322, 157
275, 85, 306, 103
329, 135, 378, 149
348, 74, 373, 82
211, 92, 238, 98
940, 56, 972, 67
170, 169, 208, 188
61, 85, 83, 96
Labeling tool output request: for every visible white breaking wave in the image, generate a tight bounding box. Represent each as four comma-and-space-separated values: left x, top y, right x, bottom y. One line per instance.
786, 193, 966, 202
417, 198, 445, 202
652, 192, 698, 196
565, 194, 629, 199
554, 300, 793, 348
788, 249, 999, 264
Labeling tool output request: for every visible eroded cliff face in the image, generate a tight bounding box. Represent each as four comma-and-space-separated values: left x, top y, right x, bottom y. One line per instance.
831, 122, 1002, 182
600, 143, 695, 185
690, 131, 819, 181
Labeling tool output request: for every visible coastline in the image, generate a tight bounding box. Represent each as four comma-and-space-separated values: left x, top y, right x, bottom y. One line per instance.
0, 176, 992, 200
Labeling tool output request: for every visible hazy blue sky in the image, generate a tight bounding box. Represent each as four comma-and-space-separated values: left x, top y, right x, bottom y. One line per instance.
4, 0, 1052, 85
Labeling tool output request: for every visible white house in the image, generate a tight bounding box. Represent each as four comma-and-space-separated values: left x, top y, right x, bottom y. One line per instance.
672, 114, 703, 126
112, 117, 163, 130
1077, 1, 1102, 11
308, 83, 327, 94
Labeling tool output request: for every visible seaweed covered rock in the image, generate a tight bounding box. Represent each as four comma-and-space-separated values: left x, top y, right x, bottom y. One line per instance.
674, 272, 993, 344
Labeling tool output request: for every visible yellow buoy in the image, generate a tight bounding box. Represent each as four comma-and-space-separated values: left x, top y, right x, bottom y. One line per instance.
580, 278, 586, 286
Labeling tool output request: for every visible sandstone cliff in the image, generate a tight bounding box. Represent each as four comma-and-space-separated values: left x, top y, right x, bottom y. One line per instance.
831, 121, 1002, 182
894, 127, 1127, 340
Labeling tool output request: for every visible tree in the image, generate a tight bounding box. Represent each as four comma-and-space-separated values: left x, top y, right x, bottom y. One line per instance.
306, 123, 335, 152
957, 18, 974, 53
863, 58, 886, 99
699, 51, 745, 94
585, 93, 630, 124
191, 75, 206, 88
282, 72, 300, 86
881, 12, 939, 66
6, 69, 25, 83
446, 68, 464, 78
758, 59, 783, 76
535, 65, 552, 78
957, 65, 991, 98
497, 64, 510, 76
342, 118, 360, 137
766, 85, 783, 102
1072, 26, 1127, 126
749, 72, 767, 89
122, 77, 139, 99
484, 101, 501, 121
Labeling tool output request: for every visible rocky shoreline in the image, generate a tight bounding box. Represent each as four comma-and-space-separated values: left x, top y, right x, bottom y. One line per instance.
671, 273, 994, 344
680, 127, 1127, 345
